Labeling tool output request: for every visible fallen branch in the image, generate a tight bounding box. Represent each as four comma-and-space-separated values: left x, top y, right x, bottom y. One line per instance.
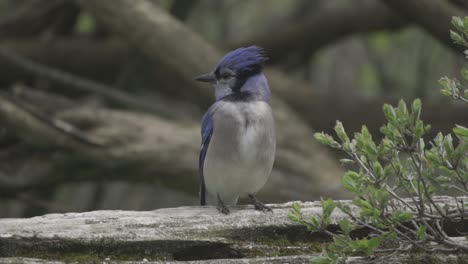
0, 197, 466, 263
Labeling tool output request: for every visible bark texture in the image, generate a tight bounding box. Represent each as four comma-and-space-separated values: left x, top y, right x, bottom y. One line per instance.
0, 197, 467, 263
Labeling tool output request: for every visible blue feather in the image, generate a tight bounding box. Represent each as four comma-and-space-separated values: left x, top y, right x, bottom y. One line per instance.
215, 46, 268, 76
199, 109, 214, 205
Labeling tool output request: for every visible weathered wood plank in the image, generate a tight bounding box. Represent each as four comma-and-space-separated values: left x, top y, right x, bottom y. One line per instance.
2, 254, 468, 264
0, 202, 327, 261
0, 198, 467, 263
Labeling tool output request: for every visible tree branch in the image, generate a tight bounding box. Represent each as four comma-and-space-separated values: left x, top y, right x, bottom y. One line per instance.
0, 38, 132, 85
231, 1, 407, 63
0, 46, 165, 115
381, 0, 467, 53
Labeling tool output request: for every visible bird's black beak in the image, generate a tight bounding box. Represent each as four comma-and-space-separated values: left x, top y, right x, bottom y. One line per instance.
194, 72, 215, 83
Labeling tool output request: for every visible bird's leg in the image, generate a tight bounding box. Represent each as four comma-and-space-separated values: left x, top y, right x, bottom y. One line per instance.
248, 194, 272, 212
217, 193, 230, 214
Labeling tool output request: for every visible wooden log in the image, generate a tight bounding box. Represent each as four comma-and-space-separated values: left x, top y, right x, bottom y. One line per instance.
0, 197, 467, 263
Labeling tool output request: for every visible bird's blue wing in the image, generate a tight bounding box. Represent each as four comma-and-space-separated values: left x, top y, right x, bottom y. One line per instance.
199, 109, 214, 205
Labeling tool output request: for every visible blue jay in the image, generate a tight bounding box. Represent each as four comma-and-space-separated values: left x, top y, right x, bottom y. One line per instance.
194, 46, 276, 214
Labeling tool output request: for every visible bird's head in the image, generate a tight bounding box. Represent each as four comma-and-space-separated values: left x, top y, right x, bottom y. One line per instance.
195, 46, 269, 101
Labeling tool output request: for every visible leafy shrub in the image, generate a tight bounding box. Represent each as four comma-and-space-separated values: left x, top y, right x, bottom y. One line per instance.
289, 17, 468, 264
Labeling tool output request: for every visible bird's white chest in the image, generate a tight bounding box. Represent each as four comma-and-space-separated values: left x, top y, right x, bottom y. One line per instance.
236, 102, 271, 161
203, 101, 276, 204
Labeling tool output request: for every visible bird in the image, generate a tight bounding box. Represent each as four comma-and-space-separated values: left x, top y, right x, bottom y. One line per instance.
194, 46, 276, 214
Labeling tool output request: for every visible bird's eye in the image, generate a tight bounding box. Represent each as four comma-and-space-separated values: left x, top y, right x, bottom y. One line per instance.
221, 72, 231, 79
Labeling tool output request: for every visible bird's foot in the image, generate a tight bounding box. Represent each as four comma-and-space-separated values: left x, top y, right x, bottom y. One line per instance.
217, 204, 230, 214
217, 193, 230, 214
248, 194, 272, 212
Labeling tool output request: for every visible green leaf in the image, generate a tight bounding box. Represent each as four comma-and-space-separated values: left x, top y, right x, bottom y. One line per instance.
361, 207, 379, 218
382, 104, 397, 124
308, 216, 321, 231
443, 134, 454, 156
397, 100, 409, 117
411, 98, 422, 120
451, 16, 468, 41
464, 17, 468, 31
453, 140, 468, 162
288, 202, 302, 222
342, 172, 359, 193
348, 238, 380, 256
452, 16, 465, 31
355, 126, 378, 160
288, 212, 299, 222
322, 198, 336, 218
361, 125, 372, 140
333, 234, 351, 248
386, 232, 398, 240
374, 189, 390, 205
339, 204, 352, 215
453, 125, 468, 137
334, 121, 350, 143
311, 256, 334, 264
439, 77, 452, 96
395, 212, 413, 222
417, 224, 427, 240
436, 176, 451, 183
450, 30, 467, 46
461, 68, 468, 81
314, 132, 340, 148
414, 120, 425, 138
339, 159, 355, 165
372, 161, 384, 179
339, 218, 353, 234
292, 202, 301, 213
367, 237, 381, 255
353, 198, 372, 209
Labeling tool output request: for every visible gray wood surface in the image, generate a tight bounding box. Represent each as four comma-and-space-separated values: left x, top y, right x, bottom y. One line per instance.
1, 198, 467, 263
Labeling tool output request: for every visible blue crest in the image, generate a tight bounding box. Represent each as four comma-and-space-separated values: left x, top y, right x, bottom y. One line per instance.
215, 46, 267, 76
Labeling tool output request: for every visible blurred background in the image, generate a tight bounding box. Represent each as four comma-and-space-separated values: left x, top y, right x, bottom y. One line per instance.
0, 0, 467, 218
